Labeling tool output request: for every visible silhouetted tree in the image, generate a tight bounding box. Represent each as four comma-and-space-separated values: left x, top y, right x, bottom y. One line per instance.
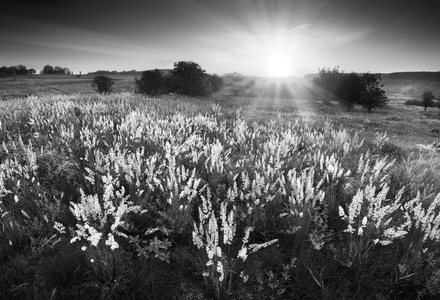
135, 69, 168, 96
313, 67, 363, 110
171, 61, 212, 96
313, 66, 343, 95
28, 68, 36, 75
16, 65, 28, 75
0, 66, 8, 78
336, 72, 364, 111
422, 91, 436, 111
314, 67, 388, 112
359, 73, 388, 113
42, 65, 54, 74
91, 75, 114, 94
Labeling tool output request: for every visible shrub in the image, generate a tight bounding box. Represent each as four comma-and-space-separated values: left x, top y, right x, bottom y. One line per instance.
135, 69, 169, 96
171, 61, 213, 97
91, 75, 114, 94
404, 99, 423, 106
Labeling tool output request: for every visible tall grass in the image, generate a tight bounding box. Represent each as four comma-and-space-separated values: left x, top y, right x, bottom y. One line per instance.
1, 93, 440, 299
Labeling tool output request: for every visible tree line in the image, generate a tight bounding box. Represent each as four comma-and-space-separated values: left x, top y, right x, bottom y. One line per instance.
41, 65, 72, 75
0, 64, 73, 78
313, 66, 388, 113
92, 61, 224, 97
0, 65, 36, 78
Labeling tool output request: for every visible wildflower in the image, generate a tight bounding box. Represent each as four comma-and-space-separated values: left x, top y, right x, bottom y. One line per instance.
361, 216, 368, 227
105, 233, 119, 250
339, 206, 346, 218
240, 271, 249, 283
81, 246, 87, 251
217, 261, 224, 282
53, 221, 66, 234
238, 247, 248, 262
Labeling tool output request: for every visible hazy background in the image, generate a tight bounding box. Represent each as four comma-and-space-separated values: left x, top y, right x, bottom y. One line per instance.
1, 0, 439, 76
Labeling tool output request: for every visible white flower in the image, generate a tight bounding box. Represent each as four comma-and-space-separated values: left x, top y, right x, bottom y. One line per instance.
53, 221, 66, 234
217, 261, 224, 282
81, 246, 87, 251
105, 233, 119, 250
238, 247, 248, 261
361, 216, 368, 227
339, 206, 346, 217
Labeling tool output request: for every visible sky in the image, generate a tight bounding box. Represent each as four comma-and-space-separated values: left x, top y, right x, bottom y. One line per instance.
1, 0, 439, 77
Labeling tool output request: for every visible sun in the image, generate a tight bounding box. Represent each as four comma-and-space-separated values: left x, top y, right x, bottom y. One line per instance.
266, 53, 294, 78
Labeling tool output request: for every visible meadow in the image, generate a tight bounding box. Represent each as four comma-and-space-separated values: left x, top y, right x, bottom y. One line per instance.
1, 76, 440, 299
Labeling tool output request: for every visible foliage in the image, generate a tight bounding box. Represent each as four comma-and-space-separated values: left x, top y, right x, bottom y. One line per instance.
135, 63, 222, 97
359, 73, 389, 113
313, 67, 388, 112
0, 93, 440, 299
422, 91, 436, 111
404, 99, 424, 106
313, 66, 343, 95
207, 74, 224, 92
135, 69, 169, 96
91, 75, 114, 94
41, 64, 71, 75
171, 61, 213, 97
0, 65, 36, 77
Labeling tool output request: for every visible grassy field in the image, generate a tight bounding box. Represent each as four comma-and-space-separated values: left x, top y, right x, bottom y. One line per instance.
0, 74, 138, 96
1, 76, 440, 299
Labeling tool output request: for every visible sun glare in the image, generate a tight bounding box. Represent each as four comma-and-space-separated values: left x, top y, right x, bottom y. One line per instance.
266, 53, 294, 78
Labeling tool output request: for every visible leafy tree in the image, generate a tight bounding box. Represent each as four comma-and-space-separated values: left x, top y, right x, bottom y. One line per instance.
207, 74, 224, 92
0, 66, 8, 78
313, 67, 363, 110
359, 73, 388, 113
28, 68, 36, 75
135, 69, 168, 96
422, 91, 436, 111
171, 61, 212, 97
91, 75, 114, 94
313, 66, 343, 95
16, 65, 28, 75
314, 67, 388, 112
336, 72, 364, 111
42, 65, 54, 74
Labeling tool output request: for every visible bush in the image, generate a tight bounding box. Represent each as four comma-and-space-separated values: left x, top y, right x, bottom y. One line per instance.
171, 61, 213, 97
91, 75, 114, 94
404, 99, 423, 106
135, 69, 169, 96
